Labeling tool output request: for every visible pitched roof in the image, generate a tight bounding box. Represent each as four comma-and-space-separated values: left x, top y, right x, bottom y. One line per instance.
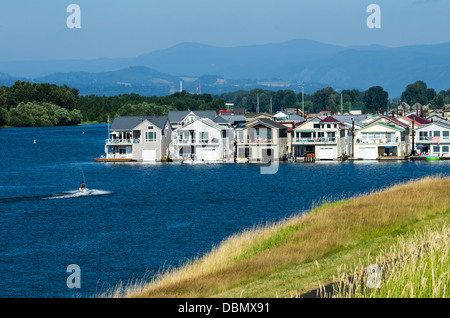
357, 121, 406, 132
212, 116, 229, 124
320, 116, 341, 123
379, 115, 410, 128
407, 114, 432, 125
168, 110, 217, 123
415, 121, 450, 130
219, 114, 246, 123
243, 118, 288, 130
110, 116, 168, 130
332, 114, 367, 123
179, 117, 227, 131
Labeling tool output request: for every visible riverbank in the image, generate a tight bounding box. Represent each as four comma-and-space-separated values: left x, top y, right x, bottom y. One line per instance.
102, 175, 449, 298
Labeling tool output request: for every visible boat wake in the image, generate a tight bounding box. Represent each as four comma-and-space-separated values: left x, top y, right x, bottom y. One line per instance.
45, 189, 112, 200
0, 189, 112, 203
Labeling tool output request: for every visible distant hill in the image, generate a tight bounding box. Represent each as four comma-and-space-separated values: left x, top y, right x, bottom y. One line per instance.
1, 39, 450, 96
0, 67, 327, 97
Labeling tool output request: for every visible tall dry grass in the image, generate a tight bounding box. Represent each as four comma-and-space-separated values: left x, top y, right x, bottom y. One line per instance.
325, 225, 449, 298
100, 176, 450, 298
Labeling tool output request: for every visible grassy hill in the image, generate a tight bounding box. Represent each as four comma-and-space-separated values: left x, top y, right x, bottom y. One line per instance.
102, 176, 450, 298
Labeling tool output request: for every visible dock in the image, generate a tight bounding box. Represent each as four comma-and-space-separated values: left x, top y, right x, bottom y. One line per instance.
94, 158, 136, 162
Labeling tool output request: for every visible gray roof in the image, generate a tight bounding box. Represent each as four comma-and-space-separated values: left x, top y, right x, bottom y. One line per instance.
332, 115, 367, 123
287, 114, 306, 122
218, 114, 246, 124
243, 118, 288, 130
168, 110, 217, 123
213, 116, 229, 124
415, 121, 450, 130
110, 116, 168, 130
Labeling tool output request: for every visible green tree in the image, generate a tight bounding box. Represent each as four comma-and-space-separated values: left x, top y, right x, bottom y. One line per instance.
363, 86, 389, 113
401, 81, 435, 105
0, 108, 9, 126
430, 94, 445, 109
311, 87, 337, 113
69, 109, 83, 125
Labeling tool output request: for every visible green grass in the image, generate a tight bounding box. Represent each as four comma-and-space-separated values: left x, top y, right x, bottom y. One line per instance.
100, 176, 450, 298
328, 224, 449, 298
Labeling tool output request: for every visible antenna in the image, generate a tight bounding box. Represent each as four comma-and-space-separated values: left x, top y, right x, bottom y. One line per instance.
196, 80, 201, 94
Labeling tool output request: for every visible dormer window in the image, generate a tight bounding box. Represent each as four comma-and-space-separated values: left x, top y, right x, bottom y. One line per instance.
148, 126, 154, 130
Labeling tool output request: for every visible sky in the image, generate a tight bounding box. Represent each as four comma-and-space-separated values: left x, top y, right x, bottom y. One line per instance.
0, 0, 449, 61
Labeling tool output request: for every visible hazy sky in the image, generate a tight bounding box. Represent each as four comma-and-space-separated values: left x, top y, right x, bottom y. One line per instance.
0, 0, 449, 61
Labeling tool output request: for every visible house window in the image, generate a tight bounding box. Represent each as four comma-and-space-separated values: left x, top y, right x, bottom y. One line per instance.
442, 146, 449, 154
118, 146, 131, 154
237, 131, 243, 142
313, 124, 320, 129
433, 131, 440, 137
145, 131, 157, 142
266, 129, 271, 140
327, 124, 331, 128
443, 131, 449, 140
433, 145, 440, 153
200, 132, 209, 142
147, 126, 154, 130
386, 132, 395, 142
255, 128, 260, 139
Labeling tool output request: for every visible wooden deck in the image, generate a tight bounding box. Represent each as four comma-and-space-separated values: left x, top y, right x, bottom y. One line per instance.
377, 156, 408, 160
94, 158, 136, 162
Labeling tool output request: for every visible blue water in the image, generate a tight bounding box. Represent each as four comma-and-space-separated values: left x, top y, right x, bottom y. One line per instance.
0, 124, 449, 298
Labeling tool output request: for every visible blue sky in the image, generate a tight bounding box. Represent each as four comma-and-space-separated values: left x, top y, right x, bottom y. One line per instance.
0, 0, 449, 61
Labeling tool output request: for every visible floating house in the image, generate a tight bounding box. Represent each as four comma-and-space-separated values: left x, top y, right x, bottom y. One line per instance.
171, 118, 234, 162
235, 118, 288, 163
105, 116, 172, 162
292, 116, 350, 160
354, 116, 409, 160
414, 121, 450, 156
168, 110, 217, 130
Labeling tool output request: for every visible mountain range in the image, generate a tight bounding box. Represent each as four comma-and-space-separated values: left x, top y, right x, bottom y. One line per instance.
1, 39, 450, 97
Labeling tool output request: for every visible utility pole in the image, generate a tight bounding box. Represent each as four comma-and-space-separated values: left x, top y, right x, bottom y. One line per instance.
302, 86, 305, 116
411, 120, 415, 156
351, 120, 355, 158
256, 94, 260, 113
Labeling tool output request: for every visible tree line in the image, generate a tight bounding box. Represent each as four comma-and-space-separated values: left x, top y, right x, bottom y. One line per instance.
1, 80, 449, 128
220, 81, 450, 115
0, 82, 225, 127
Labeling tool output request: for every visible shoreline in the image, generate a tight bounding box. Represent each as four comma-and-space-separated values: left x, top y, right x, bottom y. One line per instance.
100, 176, 449, 298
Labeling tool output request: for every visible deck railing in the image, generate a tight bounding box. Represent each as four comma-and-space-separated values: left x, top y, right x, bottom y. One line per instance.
106, 139, 140, 144
294, 137, 336, 143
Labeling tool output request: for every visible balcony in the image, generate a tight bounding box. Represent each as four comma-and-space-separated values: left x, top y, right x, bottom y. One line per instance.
293, 137, 337, 144
237, 138, 273, 144
418, 136, 450, 143
106, 139, 141, 145
174, 139, 219, 146
356, 138, 398, 144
